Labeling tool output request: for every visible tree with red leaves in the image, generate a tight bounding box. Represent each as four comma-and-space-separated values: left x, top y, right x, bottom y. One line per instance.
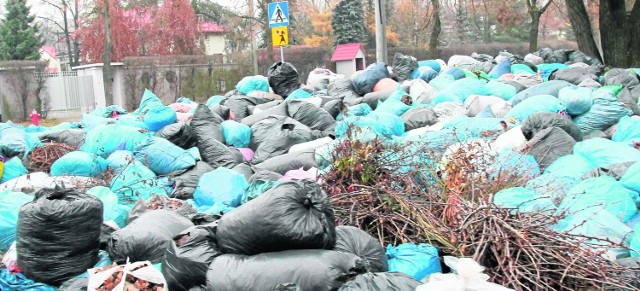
146, 0, 201, 55
76, 0, 140, 62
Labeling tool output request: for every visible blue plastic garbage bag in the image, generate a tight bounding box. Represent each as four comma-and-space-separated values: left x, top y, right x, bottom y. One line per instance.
110, 160, 166, 206
242, 179, 281, 205
431, 78, 490, 105
236, 75, 270, 95
337, 103, 373, 121
418, 60, 441, 73
573, 91, 633, 132
0, 190, 33, 252
106, 150, 135, 170
489, 59, 511, 78
612, 116, 640, 146
221, 120, 252, 148
336, 112, 405, 139
386, 243, 442, 281
25, 125, 47, 133
410, 66, 438, 82
442, 117, 504, 139
511, 64, 536, 75
86, 186, 128, 228
81, 114, 115, 131
537, 63, 570, 81
115, 114, 147, 129
558, 86, 594, 116
630, 223, 640, 257
143, 106, 177, 132
134, 137, 196, 176
286, 89, 313, 100
51, 151, 108, 177
526, 174, 579, 204
620, 162, 640, 193
376, 97, 412, 116
1, 157, 28, 183
553, 206, 633, 247
207, 95, 224, 107
0, 122, 29, 157
429, 74, 455, 90
91, 105, 127, 118
134, 89, 164, 115
505, 95, 566, 122
491, 148, 540, 180
352, 63, 390, 95
485, 80, 517, 101
544, 154, 596, 179
494, 187, 556, 214
194, 167, 248, 208
574, 138, 640, 169
558, 176, 637, 223
511, 80, 573, 106
443, 67, 466, 80
0, 269, 56, 291
81, 124, 150, 158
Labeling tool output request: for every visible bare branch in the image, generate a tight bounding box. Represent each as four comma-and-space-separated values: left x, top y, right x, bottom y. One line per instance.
541, 0, 554, 13
37, 16, 65, 31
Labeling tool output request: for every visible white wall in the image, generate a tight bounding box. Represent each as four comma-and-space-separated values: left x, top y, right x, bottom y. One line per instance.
74, 63, 125, 108
336, 60, 356, 78
204, 34, 226, 56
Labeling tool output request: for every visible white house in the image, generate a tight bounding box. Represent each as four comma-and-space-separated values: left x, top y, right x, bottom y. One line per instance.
200, 21, 225, 56
40, 46, 61, 73
331, 43, 366, 78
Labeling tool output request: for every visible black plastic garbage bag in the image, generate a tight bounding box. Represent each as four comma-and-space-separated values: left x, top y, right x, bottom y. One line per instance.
250, 116, 317, 164
334, 226, 388, 272
402, 107, 438, 131
322, 99, 344, 119
192, 105, 242, 168
210, 104, 232, 120
286, 100, 336, 132
510, 80, 573, 106
17, 187, 103, 286
249, 170, 283, 183
170, 161, 214, 200
268, 62, 301, 97
582, 161, 635, 180
39, 129, 86, 148
206, 250, 367, 291
352, 63, 390, 96
392, 53, 418, 82
253, 151, 318, 175
232, 162, 255, 181
216, 180, 336, 255
521, 112, 584, 141
568, 50, 602, 66
526, 127, 576, 170
328, 78, 362, 106
241, 103, 289, 127
604, 68, 640, 87
223, 95, 276, 121
162, 223, 221, 291
155, 122, 198, 149
536, 47, 555, 63
549, 66, 602, 85
338, 272, 421, 291
127, 194, 197, 224
363, 89, 396, 110
108, 209, 193, 264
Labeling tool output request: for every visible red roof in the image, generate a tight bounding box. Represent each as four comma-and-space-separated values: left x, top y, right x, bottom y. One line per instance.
41, 46, 57, 59
199, 21, 224, 33
331, 43, 364, 62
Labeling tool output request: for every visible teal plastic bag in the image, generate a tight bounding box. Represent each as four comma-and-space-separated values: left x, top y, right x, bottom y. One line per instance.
50, 151, 108, 177
194, 167, 248, 208
493, 187, 556, 213
115, 114, 147, 129
336, 112, 405, 139
511, 63, 536, 75
106, 150, 135, 170
0, 269, 56, 291
242, 179, 281, 205
485, 80, 517, 101
81, 114, 115, 131
442, 117, 504, 139
558, 86, 594, 116
544, 154, 595, 179
110, 161, 166, 206
236, 75, 269, 95
143, 106, 177, 132
505, 95, 566, 122
86, 186, 128, 227
1, 157, 28, 183
553, 206, 633, 247
81, 124, 151, 158
337, 103, 372, 121
0, 190, 32, 252
573, 91, 633, 132
573, 138, 640, 169
431, 78, 490, 105
221, 120, 252, 148
558, 176, 637, 223
621, 162, 640, 193
134, 89, 164, 116
612, 116, 640, 146
91, 105, 127, 118
630, 223, 640, 257
537, 63, 569, 81
134, 137, 196, 175
429, 74, 455, 90
526, 174, 578, 204
286, 89, 312, 100
490, 148, 540, 180
418, 60, 441, 73
386, 243, 442, 280
206, 95, 224, 107
375, 98, 412, 116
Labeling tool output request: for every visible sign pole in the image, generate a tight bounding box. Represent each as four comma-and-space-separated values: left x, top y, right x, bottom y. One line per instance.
269, 1, 289, 64
280, 46, 285, 62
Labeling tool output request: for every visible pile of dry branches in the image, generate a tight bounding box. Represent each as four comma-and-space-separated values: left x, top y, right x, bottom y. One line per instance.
324, 137, 640, 290
26, 142, 76, 172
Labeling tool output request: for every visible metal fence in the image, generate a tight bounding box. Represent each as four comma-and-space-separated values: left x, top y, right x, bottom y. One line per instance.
39, 71, 95, 114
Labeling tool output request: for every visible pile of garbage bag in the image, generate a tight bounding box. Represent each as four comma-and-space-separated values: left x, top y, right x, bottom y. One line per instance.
1, 48, 640, 290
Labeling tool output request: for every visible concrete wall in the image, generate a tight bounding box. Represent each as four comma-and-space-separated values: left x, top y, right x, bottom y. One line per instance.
0, 68, 41, 122
74, 63, 126, 109
204, 34, 226, 56
336, 60, 356, 78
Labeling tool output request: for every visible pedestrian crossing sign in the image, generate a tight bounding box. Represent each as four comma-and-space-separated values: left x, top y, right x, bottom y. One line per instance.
272, 26, 288, 47
268, 1, 289, 28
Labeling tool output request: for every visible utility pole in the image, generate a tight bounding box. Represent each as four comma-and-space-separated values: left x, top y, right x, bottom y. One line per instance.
374, 0, 388, 63
103, 0, 113, 106
249, 0, 259, 75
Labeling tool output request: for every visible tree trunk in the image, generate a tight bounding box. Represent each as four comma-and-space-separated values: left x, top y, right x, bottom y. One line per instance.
103, 0, 114, 105
481, 0, 491, 43
565, 0, 602, 61
429, 0, 441, 59
529, 11, 541, 52
599, 0, 628, 67
62, 6, 74, 70
630, 1, 640, 67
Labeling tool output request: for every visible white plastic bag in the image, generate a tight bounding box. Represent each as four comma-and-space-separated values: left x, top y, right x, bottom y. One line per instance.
87, 261, 167, 291
492, 125, 527, 152
416, 256, 515, 291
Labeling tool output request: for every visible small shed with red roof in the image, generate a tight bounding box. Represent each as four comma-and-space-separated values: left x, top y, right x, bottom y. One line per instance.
331, 43, 366, 78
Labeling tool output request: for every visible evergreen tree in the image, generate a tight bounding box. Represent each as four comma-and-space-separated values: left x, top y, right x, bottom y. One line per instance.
0, 0, 43, 61
332, 0, 366, 45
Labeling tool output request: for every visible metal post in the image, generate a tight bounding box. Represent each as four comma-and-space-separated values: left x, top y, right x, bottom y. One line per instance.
280, 46, 285, 63
374, 0, 388, 64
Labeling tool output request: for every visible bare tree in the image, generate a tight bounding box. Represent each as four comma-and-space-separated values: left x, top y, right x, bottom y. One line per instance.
526, 0, 553, 52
